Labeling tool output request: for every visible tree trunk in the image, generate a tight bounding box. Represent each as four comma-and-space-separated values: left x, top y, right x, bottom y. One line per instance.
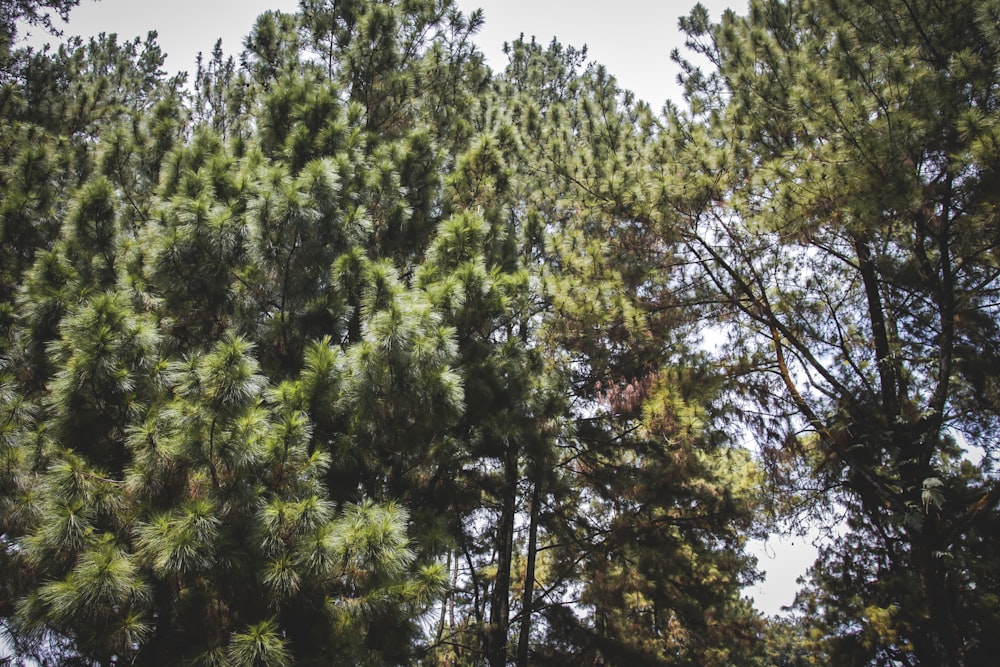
914, 519, 964, 667
486, 443, 518, 667
516, 475, 541, 667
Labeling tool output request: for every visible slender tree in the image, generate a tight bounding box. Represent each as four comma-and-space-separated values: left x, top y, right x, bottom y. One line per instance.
435, 35, 771, 666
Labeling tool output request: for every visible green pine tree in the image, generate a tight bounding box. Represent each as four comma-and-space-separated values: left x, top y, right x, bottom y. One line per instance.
666, 0, 1000, 664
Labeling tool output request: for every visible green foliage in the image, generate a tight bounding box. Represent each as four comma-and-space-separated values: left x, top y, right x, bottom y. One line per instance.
0, 0, 79, 70
666, 0, 1000, 664
11, 0, 995, 665
226, 618, 292, 667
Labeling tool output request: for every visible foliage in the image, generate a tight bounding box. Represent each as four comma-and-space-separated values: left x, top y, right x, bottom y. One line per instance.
664, 0, 1000, 664
0, 0, 79, 69
3, 0, 997, 665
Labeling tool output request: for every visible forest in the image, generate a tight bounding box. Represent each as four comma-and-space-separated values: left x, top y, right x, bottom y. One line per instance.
0, 0, 998, 665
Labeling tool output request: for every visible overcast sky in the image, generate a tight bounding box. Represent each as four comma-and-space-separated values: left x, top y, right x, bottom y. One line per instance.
27, 0, 738, 106
23, 0, 819, 618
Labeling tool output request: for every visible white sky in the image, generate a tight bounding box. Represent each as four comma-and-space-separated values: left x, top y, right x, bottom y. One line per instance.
26, 0, 738, 106
22, 0, 820, 618
458, 0, 737, 106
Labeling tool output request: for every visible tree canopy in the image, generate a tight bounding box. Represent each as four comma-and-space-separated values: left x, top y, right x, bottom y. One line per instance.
0, 0, 998, 665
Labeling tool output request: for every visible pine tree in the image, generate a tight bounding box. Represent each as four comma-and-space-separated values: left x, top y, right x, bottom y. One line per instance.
415, 35, 769, 666
668, 0, 1000, 664
0, 2, 790, 664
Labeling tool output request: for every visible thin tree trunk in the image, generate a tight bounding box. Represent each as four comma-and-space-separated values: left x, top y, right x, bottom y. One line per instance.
436, 549, 452, 644
852, 232, 901, 419
914, 518, 965, 667
487, 444, 518, 667
516, 475, 541, 667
